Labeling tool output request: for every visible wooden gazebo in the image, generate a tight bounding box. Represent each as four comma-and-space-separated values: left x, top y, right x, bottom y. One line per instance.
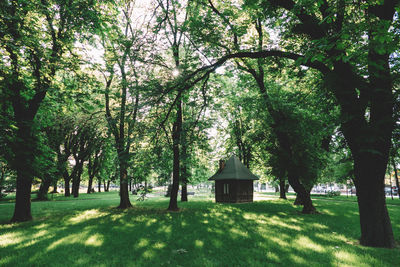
209, 155, 259, 203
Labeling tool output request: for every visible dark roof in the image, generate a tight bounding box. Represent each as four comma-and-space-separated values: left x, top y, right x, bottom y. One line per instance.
208, 155, 259, 181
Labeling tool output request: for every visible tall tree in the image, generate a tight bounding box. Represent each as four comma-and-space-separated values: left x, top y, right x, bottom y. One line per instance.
155, 0, 201, 208
0, 0, 106, 222
101, 1, 149, 208
185, 0, 399, 247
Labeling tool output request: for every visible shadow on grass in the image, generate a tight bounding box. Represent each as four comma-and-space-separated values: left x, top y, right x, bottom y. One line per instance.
0, 198, 399, 266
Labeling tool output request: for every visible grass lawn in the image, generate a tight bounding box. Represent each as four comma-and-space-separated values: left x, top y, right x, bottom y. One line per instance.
1, 192, 399, 266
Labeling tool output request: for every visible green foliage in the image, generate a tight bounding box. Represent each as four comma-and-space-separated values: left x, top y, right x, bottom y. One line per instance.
326, 190, 341, 197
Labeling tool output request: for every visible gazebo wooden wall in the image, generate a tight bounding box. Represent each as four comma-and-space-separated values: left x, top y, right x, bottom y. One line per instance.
215, 180, 254, 203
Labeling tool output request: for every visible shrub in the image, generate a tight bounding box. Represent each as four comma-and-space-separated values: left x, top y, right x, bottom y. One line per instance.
326, 190, 341, 197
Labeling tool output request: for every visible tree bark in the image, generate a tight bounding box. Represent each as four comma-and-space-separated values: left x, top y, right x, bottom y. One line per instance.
37, 177, 52, 201
279, 177, 287, 199
287, 173, 316, 214
118, 163, 132, 208
87, 177, 93, 194
168, 98, 182, 211
352, 152, 395, 247
11, 171, 33, 222
392, 158, 399, 199
63, 170, 71, 197
11, 122, 35, 222
181, 139, 188, 202
71, 161, 83, 198
98, 178, 101, 192
0, 166, 5, 197
51, 181, 58, 194
181, 181, 188, 202
329, 52, 395, 247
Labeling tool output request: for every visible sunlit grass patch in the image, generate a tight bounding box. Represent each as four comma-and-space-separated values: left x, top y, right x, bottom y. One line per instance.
0, 191, 399, 266
68, 209, 108, 224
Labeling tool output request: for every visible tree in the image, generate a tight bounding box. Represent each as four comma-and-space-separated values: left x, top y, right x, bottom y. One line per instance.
35, 132, 58, 201
87, 143, 104, 194
154, 0, 210, 208
185, 0, 398, 247
100, 1, 151, 208
0, 0, 106, 222
255, 0, 399, 248
46, 114, 75, 197
70, 118, 102, 198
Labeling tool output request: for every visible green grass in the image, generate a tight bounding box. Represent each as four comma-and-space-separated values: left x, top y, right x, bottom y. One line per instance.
1, 192, 399, 266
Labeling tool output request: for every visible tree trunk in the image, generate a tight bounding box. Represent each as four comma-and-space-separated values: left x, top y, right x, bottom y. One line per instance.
279, 178, 287, 199
392, 158, 399, 199
180, 140, 188, 202
293, 194, 302, 205
87, 175, 94, 194
98, 178, 101, 192
168, 99, 182, 211
118, 163, 132, 208
168, 144, 180, 210
107, 180, 110, 191
353, 154, 395, 248
64, 170, 71, 197
37, 177, 52, 201
72, 162, 83, 198
51, 181, 58, 194
181, 182, 188, 202
287, 173, 316, 214
0, 167, 5, 197
11, 172, 33, 222
11, 123, 35, 222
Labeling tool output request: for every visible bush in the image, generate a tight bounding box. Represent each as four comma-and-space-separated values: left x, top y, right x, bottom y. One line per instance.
326, 190, 341, 197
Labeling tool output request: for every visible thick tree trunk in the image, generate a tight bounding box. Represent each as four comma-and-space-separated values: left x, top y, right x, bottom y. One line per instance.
11, 172, 33, 222
72, 163, 83, 198
353, 154, 395, 248
181, 182, 188, 202
64, 170, 71, 197
64, 180, 70, 196
279, 178, 287, 199
37, 177, 52, 201
11, 123, 35, 222
87, 175, 94, 194
330, 58, 395, 247
287, 173, 316, 214
106, 180, 110, 191
118, 165, 132, 209
12, 169, 33, 222
293, 194, 302, 205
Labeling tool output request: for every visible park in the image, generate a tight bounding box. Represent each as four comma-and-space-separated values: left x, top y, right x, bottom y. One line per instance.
1, 0, 400, 265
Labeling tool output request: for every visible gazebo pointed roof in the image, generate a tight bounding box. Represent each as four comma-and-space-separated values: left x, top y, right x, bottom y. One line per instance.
208, 155, 259, 181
